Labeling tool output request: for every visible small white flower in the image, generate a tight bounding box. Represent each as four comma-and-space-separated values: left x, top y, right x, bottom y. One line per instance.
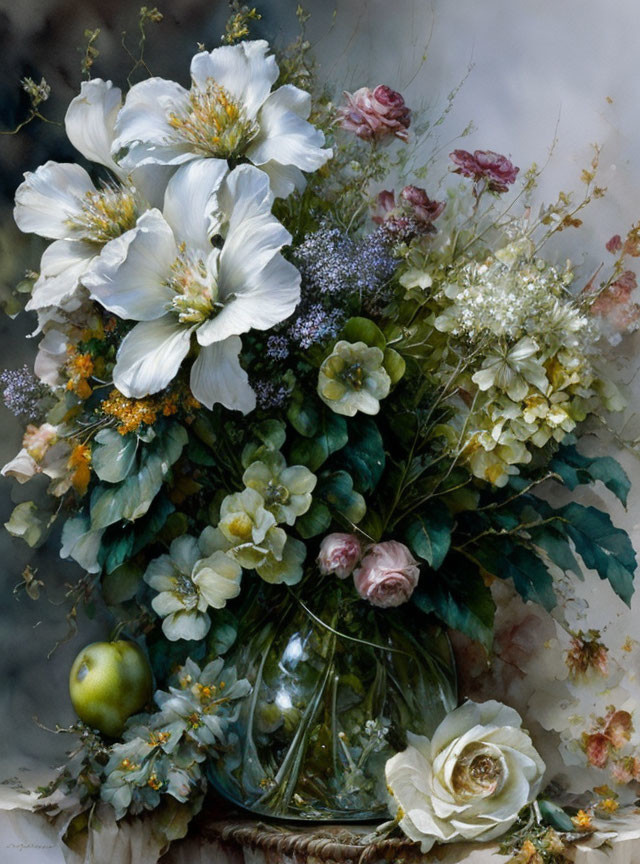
242, 452, 317, 526
111, 40, 332, 198
318, 340, 391, 416
472, 336, 548, 401
84, 161, 301, 412
386, 700, 545, 852
144, 534, 242, 641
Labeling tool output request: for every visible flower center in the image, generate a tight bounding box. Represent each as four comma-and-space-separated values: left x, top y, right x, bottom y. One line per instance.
173, 573, 198, 608
69, 185, 138, 245
265, 481, 290, 505
166, 244, 220, 325
168, 80, 259, 158
343, 363, 365, 390
451, 742, 506, 800
226, 513, 254, 542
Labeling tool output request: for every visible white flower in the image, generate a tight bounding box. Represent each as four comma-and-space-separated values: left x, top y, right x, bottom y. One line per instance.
242, 452, 317, 526
472, 336, 548, 401
385, 700, 545, 852
84, 160, 300, 412
318, 340, 391, 416
111, 40, 332, 198
14, 79, 167, 314
144, 533, 242, 642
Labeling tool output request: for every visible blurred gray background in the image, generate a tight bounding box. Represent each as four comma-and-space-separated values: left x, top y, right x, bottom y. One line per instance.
1, 0, 639, 783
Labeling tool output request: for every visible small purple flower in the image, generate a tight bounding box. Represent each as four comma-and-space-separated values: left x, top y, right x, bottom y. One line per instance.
0, 365, 48, 421
266, 335, 290, 361
289, 304, 344, 350
337, 85, 411, 142
449, 149, 519, 193
252, 379, 291, 411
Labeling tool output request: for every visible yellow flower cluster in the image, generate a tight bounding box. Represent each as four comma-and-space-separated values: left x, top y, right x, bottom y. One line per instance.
66, 350, 94, 400
67, 442, 91, 495
100, 388, 200, 435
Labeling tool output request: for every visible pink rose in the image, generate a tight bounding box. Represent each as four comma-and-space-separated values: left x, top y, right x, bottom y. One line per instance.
337, 85, 411, 142
373, 186, 445, 240
449, 149, 519, 193
353, 541, 419, 608
317, 533, 362, 579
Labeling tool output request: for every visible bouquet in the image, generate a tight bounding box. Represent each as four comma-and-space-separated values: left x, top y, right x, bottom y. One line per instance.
3, 4, 639, 860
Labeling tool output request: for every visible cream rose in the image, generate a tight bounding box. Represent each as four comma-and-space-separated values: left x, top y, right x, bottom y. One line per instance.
385, 700, 545, 851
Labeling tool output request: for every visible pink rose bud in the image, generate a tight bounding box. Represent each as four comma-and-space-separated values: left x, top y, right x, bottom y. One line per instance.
337, 85, 411, 142
317, 533, 362, 579
353, 541, 420, 608
449, 149, 519, 193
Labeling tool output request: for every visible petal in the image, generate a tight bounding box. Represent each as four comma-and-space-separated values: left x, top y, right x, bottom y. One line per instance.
257, 160, 307, 199
129, 163, 176, 210
113, 316, 193, 398
83, 209, 177, 320
34, 329, 69, 386
189, 336, 256, 413
1, 449, 39, 483
162, 159, 228, 249
65, 78, 122, 171
112, 77, 193, 170
152, 591, 186, 617
216, 163, 275, 229
198, 251, 300, 345
169, 534, 201, 575
248, 85, 332, 173
26, 239, 96, 310
14, 161, 94, 239
144, 554, 178, 591
192, 551, 242, 609
189, 40, 278, 119
162, 609, 211, 642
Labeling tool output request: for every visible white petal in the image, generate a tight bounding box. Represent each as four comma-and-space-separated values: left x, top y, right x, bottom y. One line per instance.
197, 252, 300, 345
152, 591, 185, 616
258, 160, 307, 199
248, 85, 332, 173
14, 162, 94, 239
112, 77, 193, 170
84, 209, 176, 320
34, 328, 69, 386
217, 164, 275, 232
65, 78, 122, 171
189, 40, 278, 119
162, 609, 210, 642
113, 316, 193, 397
162, 159, 228, 249
26, 239, 96, 310
1, 449, 39, 483
129, 164, 176, 210
169, 534, 201, 575
189, 336, 256, 413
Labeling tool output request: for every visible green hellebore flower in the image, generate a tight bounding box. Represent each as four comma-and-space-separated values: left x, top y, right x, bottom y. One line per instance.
318, 340, 391, 417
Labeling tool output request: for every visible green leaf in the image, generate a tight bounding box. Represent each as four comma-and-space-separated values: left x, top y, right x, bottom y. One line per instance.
102, 562, 143, 605
296, 500, 331, 538
255, 420, 287, 450
383, 347, 406, 385
474, 540, 557, 610
90, 423, 187, 530
405, 509, 453, 570
338, 417, 386, 493
206, 610, 238, 656
560, 502, 636, 606
529, 525, 581, 578
342, 316, 386, 349
287, 389, 320, 437
289, 412, 348, 472
92, 429, 138, 483
413, 556, 495, 650
538, 800, 575, 832
99, 495, 175, 574
317, 470, 366, 523
60, 516, 104, 573
551, 444, 631, 506
5, 501, 50, 548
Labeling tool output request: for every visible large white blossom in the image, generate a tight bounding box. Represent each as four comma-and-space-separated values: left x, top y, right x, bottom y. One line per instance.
14, 79, 167, 314
386, 700, 545, 852
84, 160, 300, 412
111, 40, 332, 198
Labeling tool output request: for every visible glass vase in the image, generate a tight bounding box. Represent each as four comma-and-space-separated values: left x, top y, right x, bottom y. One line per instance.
208, 576, 457, 821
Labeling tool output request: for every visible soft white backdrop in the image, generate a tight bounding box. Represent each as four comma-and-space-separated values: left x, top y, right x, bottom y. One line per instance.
1, 0, 639, 859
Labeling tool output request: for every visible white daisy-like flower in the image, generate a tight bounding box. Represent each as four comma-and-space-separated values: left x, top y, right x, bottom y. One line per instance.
83, 159, 300, 413
14, 79, 167, 314
111, 39, 332, 198
144, 534, 242, 642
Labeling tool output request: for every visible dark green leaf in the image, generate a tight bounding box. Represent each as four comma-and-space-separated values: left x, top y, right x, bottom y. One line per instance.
342, 316, 386, 349
289, 412, 348, 472
405, 509, 453, 570
551, 444, 631, 507
102, 562, 143, 605
383, 347, 406, 384
474, 541, 557, 610
296, 501, 332, 538
317, 470, 366, 523
529, 525, 581, 578
538, 800, 575, 832
287, 389, 320, 437
413, 556, 495, 650
92, 430, 138, 483
338, 417, 386, 493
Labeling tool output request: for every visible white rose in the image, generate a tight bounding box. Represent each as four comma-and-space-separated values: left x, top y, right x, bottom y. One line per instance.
385, 700, 545, 852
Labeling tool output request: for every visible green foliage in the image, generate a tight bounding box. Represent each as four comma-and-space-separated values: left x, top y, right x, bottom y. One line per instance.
550, 443, 631, 506
413, 555, 495, 650
316, 470, 366, 523
92, 429, 138, 483
287, 389, 320, 437
337, 417, 386, 493
538, 799, 575, 832
5, 501, 54, 548
289, 412, 348, 471
296, 500, 331, 538
405, 508, 453, 570
342, 316, 386, 349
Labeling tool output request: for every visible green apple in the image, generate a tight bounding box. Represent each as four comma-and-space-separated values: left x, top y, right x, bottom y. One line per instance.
69, 640, 153, 738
